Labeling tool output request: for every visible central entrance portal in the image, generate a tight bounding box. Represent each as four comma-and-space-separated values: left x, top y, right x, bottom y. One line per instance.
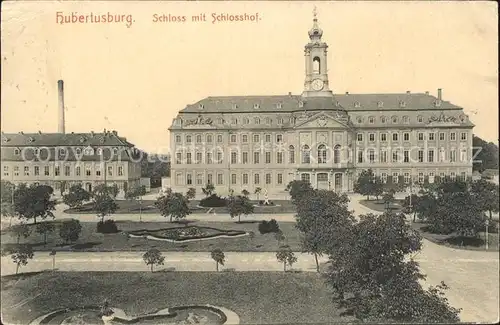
317, 173, 329, 190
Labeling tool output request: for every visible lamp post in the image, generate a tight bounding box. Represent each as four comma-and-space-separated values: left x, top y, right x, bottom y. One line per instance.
485, 219, 489, 250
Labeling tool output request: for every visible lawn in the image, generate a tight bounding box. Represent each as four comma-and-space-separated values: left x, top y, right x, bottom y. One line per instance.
64, 199, 297, 215
358, 199, 404, 213
411, 221, 499, 251
1, 220, 302, 252
0, 271, 349, 325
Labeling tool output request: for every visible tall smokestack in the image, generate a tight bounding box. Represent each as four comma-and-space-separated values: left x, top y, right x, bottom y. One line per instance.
437, 88, 442, 100
58, 80, 65, 134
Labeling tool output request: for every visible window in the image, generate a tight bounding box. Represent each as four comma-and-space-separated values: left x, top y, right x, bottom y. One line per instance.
34, 166, 40, 176
380, 149, 387, 163
418, 172, 424, 184
460, 172, 466, 182
217, 151, 223, 164
418, 133, 424, 141
460, 148, 467, 162
14, 149, 20, 155
242, 173, 249, 185
118, 166, 123, 176
59, 148, 66, 156
428, 149, 434, 163
403, 133, 410, 141
231, 118, 238, 125
186, 173, 193, 185
196, 173, 203, 185
75, 148, 81, 155
254, 117, 260, 124
266, 173, 272, 185
253, 134, 260, 143
254, 173, 260, 185
217, 134, 223, 143
404, 172, 411, 184
392, 116, 398, 123
357, 150, 364, 163
196, 135, 202, 143
277, 152, 283, 164
265, 152, 271, 164
254, 103, 260, 109
461, 132, 467, 141
206, 152, 213, 164
217, 173, 223, 185
196, 152, 202, 164
369, 133, 375, 142
333, 145, 341, 164
418, 116, 423, 123
356, 117, 362, 123
207, 134, 213, 143
277, 173, 283, 185
381, 172, 388, 183
186, 153, 192, 164
55, 166, 60, 176
217, 118, 224, 124
317, 145, 327, 164
450, 172, 456, 181
392, 172, 399, 183
392, 149, 399, 163
95, 167, 101, 177
357, 133, 363, 142
301, 173, 310, 183
265, 118, 272, 125
253, 152, 260, 164
368, 116, 375, 124
381, 116, 386, 123
85, 166, 91, 176
450, 133, 456, 141
289, 145, 295, 164
176, 153, 182, 164
277, 118, 283, 125
230, 134, 237, 143
368, 149, 375, 163
380, 133, 387, 142
418, 150, 424, 162
302, 145, 311, 164
24, 166, 30, 176
402, 116, 409, 123
231, 174, 237, 185
186, 135, 192, 143
242, 134, 248, 143
3, 166, 8, 177
14, 166, 19, 176
404, 150, 410, 163
65, 165, 71, 176
450, 149, 457, 162
439, 148, 446, 162
429, 133, 435, 141
242, 152, 248, 164
276, 134, 283, 143
265, 134, 271, 143
243, 118, 249, 125
392, 133, 398, 141
207, 174, 213, 184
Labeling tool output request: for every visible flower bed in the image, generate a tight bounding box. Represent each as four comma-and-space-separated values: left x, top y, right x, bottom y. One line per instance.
127, 226, 248, 243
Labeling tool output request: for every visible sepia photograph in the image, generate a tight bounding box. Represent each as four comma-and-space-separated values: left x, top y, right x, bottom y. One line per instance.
1, 1, 499, 324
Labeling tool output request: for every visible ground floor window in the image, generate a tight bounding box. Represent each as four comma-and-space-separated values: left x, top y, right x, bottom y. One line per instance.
217, 173, 223, 185
301, 173, 310, 183
381, 172, 387, 183
265, 173, 272, 185
231, 173, 237, 185
392, 172, 398, 183
277, 173, 283, 185
404, 172, 410, 184
242, 173, 249, 185
418, 172, 424, 184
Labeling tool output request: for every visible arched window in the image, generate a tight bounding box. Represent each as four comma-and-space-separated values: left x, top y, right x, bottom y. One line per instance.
254, 117, 260, 125
206, 134, 213, 143
302, 145, 311, 164
313, 57, 320, 74
334, 145, 341, 164
317, 144, 327, 164
243, 117, 249, 125
196, 135, 202, 143
289, 145, 295, 164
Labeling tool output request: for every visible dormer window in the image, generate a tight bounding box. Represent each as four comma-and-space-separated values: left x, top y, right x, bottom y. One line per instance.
232, 104, 238, 109
354, 101, 361, 108
381, 116, 387, 124
402, 116, 409, 123
277, 117, 283, 125
254, 117, 261, 124
14, 149, 20, 155
75, 148, 82, 155
254, 103, 260, 109
276, 103, 282, 109
335, 101, 340, 107
96, 148, 103, 155
356, 117, 363, 123
28, 137, 35, 143
392, 116, 398, 123
34, 148, 39, 155
368, 116, 375, 124
266, 117, 272, 125
377, 101, 384, 108
231, 118, 238, 125
59, 148, 66, 156
243, 117, 249, 125
298, 101, 304, 108
199, 104, 204, 110
113, 147, 119, 155
435, 100, 442, 107
417, 116, 424, 123
217, 118, 224, 124
399, 101, 406, 108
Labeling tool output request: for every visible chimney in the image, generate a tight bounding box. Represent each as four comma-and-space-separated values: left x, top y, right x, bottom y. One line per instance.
437, 88, 442, 100
425, 91, 429, 95
406, 90, 411, 94
288, 92, 292, 96
345, 91, 349, 95
58, 80, 65, 134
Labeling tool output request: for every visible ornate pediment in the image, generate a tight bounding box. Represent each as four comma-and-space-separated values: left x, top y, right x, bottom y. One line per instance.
184, 114, 213, 126
294, 112, 350, 129
427, 112, 460, 125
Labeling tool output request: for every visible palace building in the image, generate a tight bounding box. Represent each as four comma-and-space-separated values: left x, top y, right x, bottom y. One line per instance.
168, 12, 474, 198
1, 81, 142, 195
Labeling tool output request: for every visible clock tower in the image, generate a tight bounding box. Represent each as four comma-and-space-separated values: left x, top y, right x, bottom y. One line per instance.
302, 7, 333, 98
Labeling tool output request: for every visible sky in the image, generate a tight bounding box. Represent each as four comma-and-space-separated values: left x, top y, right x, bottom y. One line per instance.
1, 1, 498, 153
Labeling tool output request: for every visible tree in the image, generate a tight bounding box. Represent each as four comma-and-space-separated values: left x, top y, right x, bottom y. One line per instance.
295, 190, 354, 273
226, 195, 254, 223
155, 191, 191, 222
49, 250, 57, 271
276, 246, 297, 272
13, 183, 56, 224
93, 187, 118, 223
125, 185, 147, 221
353, 169, 376, 200
472, 135, 499, 172
36, 222, 55, 244
471, 179, 499, 220
10, 244, 34, 275
402, 194, 420, 222
186, 188, 196, 200
372, 177, 384, 200
202, 183, 215, 197
62, 183, 91, 210
274, 230, 285, 247
59, 219, 82, 244
382, 189, 395, 212
254, 187, 262, 200
324, 212, 460, 323
210, 248, 225, 271
286, 180, 314, 204
9, 222, 31, 244
59, 181, 67, 196
143, 248, 164, 272
241, 189, 250, 198
1, 180, 16, 225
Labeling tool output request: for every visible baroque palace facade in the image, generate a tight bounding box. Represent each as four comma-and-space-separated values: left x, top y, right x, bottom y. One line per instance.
168, 13, 474, 197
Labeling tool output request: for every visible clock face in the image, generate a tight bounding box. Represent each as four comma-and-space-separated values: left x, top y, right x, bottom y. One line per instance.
311, 79, 324, 91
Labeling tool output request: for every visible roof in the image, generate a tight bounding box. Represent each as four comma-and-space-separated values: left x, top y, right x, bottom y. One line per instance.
0, 146, 141, 162
179, 93, 462, 113
0, 132, 134, 147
